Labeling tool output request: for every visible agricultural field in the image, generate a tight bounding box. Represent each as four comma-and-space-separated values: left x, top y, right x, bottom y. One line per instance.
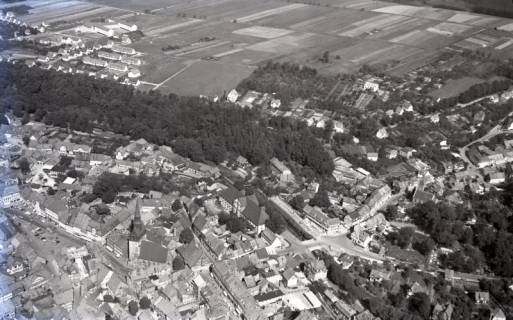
159, 60, 256, 96
7, 0, 513, 96
429, 76, 507, 99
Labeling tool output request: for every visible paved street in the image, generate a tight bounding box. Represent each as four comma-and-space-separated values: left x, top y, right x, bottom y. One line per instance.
8, 207, 132, 277
279, 230, 384, 262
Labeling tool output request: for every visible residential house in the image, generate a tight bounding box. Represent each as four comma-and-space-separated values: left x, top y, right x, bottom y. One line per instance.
399, 147, 416, 159
305, 259, 327, 282
336, 254, 354, 269
354, 310, 377, 320
270, 158, 293, 183
334, 300, 357, 320
54, 288, 73, 312
261, 229, 281, 249
413, 189, 435, 204
385, 148, 398, 159
218, 186, 244, 213
489, 172, 506, 185
369, 269, 391, 283
491, 308, 506, 320
351, 228, 372, 249
304, 206, 344, 235
282, 269, 298, 288
366, 185, 392, 214
367, 152, 379, 162
0, 185, 21, 208
474, 291, 489, 305
364, 80, 379, 92
376, 128, 388, 139
333, 120, 344, 133
270, 99, 281, 109
235, 155, 249, 168
227, 89, 240, 103
240, 196, 268, 233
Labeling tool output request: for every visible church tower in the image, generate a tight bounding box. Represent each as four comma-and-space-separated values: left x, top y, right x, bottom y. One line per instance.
128, 198, 146, 260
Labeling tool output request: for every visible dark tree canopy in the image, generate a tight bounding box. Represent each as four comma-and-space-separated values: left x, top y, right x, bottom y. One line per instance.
408, 292, 431, 319
290, 194, 306, 211
128, 300, 138, 316
309, 188, 331, 208
171, 199, 182, 212
139, 296, 151, 310
172, 255, 185, 271
179, 228, 194, 244
0, 62, 333, 176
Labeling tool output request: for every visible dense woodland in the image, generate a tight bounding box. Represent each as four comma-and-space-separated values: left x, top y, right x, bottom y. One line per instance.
388, 0, 513, 19
425, 79, 512, 114
317, 250, 496, 320
407, 185, 513, 278
237, 61, 358, 111
0, 62, 333, 175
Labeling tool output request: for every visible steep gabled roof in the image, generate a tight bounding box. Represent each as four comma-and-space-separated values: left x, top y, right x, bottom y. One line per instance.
138, 240, 168, 264
241, 198, 268, 227
218, 186, 242, 205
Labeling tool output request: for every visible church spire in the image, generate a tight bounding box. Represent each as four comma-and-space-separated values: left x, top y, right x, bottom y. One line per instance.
129, 197, 145, 241
134, 197, 141, 221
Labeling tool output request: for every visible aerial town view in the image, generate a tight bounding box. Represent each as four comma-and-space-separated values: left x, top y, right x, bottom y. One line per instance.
2, 0, 513, 319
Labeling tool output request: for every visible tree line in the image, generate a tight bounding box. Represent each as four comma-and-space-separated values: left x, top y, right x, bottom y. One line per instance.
407, 189, 513, 277
0, 62, 333, 176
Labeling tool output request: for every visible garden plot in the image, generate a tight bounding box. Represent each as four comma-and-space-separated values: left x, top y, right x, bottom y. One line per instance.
250, 5, 330, 29
448, 13, 480, 24
236, 3, 307, 23
496, 38, 513, 50
44, 7, 113, 24
145, 19, 203, 37
233, 26, 293, 39
372, 4, 422, 15
331, 40, 390, 62
390, 28, 453, 49
216, 48, 277, 65
163, 0, 282, 22
246, 33, 315, 54
341, 0, 390, 10
427, 22, 473, 36
498, 21, 513, 32
290, 9, 375, 35
371, 18, 433, 41
161, 60, 255, 96
373, 5, 452, 21
22, 1, 97, 23
339, 14, 409, 38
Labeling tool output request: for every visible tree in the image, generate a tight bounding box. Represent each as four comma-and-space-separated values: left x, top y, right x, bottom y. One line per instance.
265, 205, 286, 234
67, 169, 84, 179
383, 205, 398, 220
128, 300, 139, 316
22, 135, 30, 146
412, 236, 435, 256
179, 228, 194, 244
94, 204, 111, 216
139, 296, 151, 310
171, 199, 182, 212
0, 62, 334, 176
218, 213, 247, 233
103, 294, 114, 303
395, 227, 415, 249
320, 51, 330, 63
172, 256, 185, 271
309, 188, 330, 208
408, 292, 431, 319
290, 195, 305, 211
18, 157, 30, 174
